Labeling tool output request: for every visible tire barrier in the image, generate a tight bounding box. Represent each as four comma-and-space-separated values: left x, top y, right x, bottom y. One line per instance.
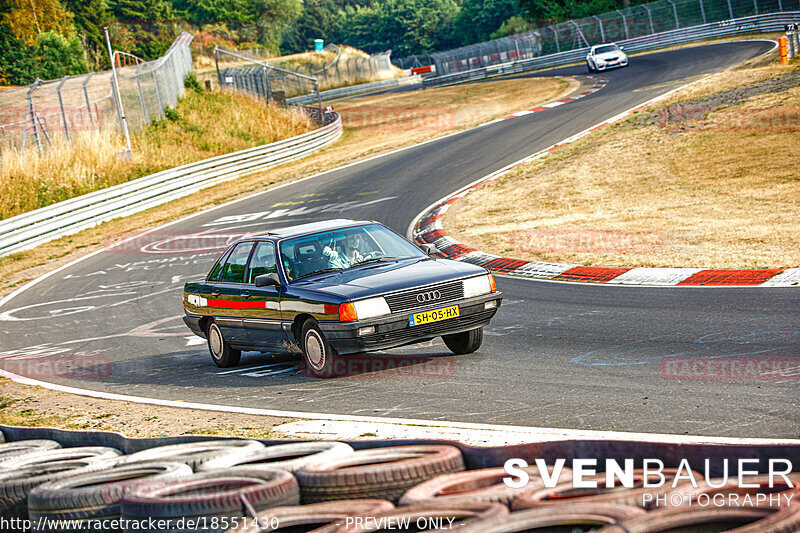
0, 440, 61, 464
120, 476, 299, 533
661, 473, 800, 510
0, 446, 122, 523
448, 503, 647, 533
398, 466, 572, 506
0, 426, 798, 533
594, 505, 800, 533
310, 501, 508, 533
294, 445, 466, 503
511, 468, 697, 510
116, 440, 267, 471
196, 441, 354, 473
227, 500, 395, 532
28, 462, 193, 532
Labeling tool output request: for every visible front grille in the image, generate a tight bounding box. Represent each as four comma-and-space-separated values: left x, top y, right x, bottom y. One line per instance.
383, 281, 464, 313
362, 309, 494, 347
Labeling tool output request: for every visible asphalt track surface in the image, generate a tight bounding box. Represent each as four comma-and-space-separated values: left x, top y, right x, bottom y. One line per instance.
2, 41, 798, 439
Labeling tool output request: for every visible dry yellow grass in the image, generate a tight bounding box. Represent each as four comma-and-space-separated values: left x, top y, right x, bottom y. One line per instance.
0, 378, 291, 438
0, 76, 573, 294
446, 63, 800, 269
0, 89, 312, 220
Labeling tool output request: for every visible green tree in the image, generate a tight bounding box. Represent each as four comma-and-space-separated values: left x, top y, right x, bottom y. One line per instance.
519, 0, 645, 24
0, 24, 36, 85
490, 15, 534, 38
173, 0, 253, 25
455, 0, 523, 45
110, 0, 174, 22
35, 31, 88, 78
336, 0, 458, 56
63, 0, 111, 54
248, 0, 302, 52
281, 0, 339, 53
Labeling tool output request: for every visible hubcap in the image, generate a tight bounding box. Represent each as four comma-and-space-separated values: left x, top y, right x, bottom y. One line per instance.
209, 325, 223, 359
305, 330, 325, 370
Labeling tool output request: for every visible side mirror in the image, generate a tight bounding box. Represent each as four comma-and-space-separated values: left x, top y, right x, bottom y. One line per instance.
420, 243, 436, 256
255, 273, 282, 287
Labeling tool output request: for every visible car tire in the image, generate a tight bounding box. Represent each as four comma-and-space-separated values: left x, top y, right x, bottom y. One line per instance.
301, 319, 338, 378
295, 445, 465, 503
587, 61, 594, 72
117, 439, 265, 471
207, 320, 241, 368
196, 441, 354, 473
442, 327, 483, 355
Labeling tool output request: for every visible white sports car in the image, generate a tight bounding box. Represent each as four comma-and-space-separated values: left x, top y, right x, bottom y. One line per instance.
586, 43, 628, 72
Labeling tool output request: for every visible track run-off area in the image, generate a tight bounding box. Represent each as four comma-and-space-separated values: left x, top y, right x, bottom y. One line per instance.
1, 41, 797, 440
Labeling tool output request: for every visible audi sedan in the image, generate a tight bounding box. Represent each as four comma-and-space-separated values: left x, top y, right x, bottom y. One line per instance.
586, 43, 628, 72
182, 219, 502, 377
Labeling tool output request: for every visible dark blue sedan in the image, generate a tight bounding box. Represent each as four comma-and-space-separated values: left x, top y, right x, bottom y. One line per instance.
183, 219, 502, 377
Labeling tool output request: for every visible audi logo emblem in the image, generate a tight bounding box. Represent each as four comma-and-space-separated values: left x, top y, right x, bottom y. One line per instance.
416, 290, 442, 303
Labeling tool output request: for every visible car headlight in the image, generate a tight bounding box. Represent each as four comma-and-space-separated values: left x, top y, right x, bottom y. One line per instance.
353, 297, 391, 320
463, 274, 496, 298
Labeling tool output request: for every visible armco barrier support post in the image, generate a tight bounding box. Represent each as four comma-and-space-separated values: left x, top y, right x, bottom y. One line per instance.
779, 36, 789, 64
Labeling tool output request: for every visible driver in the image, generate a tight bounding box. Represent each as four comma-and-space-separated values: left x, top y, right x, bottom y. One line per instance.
322, 233, 363, 269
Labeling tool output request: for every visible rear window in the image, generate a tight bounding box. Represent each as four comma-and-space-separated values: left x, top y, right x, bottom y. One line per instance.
218, 242, 254, 283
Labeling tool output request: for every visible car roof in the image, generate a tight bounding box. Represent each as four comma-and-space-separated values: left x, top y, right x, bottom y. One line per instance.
254, 218, 375, 239
592, 43, 619, 50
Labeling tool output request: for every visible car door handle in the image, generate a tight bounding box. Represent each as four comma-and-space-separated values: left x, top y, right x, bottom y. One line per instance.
242, 291, 250, 299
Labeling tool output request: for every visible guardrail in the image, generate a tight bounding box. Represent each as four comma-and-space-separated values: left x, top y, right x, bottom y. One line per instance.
0, 113, 343, 257
424, 12, 797, 88
286, 75, 422, 105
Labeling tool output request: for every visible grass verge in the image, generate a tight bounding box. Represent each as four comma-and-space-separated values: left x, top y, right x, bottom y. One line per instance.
0, 87, 313, 220
445, 61, 800, 269
0, 75, 573, 296
0, 378, 292, 438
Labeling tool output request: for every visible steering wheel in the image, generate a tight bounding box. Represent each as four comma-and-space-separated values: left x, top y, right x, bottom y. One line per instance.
362, 251, 382, 260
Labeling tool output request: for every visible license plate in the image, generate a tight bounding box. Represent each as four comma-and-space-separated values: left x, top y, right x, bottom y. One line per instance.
409, 305, 460, 326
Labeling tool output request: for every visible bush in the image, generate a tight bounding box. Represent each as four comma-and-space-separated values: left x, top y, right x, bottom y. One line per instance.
35, 31, 89, 79
184, 72, 202, 91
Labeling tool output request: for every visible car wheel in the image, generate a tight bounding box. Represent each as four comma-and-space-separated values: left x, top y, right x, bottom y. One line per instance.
301, 319, 338, 378
587, 61, 594, 73
442, 327, 483, 355
207, 321, 241, 368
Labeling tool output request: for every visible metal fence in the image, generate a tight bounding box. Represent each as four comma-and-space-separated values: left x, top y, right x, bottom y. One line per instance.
214, 45, 396, 103
0, 33, 194, 161
396, 0, 800, 75
423, 12, 798, 88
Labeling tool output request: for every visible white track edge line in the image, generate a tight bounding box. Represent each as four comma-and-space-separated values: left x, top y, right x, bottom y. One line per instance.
2, 368, 796, 445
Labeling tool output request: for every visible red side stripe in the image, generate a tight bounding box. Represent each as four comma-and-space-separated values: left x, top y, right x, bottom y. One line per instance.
207, 299, 267, 310
676, 269, 783, 286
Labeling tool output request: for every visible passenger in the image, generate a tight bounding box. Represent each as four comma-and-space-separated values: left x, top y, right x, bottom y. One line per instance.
323, 233, 363, 269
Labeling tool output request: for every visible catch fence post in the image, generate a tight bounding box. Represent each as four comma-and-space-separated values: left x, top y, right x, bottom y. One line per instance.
56, 76, 70, 142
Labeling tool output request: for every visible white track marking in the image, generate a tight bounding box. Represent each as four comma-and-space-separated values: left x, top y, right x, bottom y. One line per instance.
0, 367, 795, 445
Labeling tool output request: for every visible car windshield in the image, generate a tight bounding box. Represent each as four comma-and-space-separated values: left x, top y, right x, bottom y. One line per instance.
278, 223, 426, 282
595, 45, 620, 54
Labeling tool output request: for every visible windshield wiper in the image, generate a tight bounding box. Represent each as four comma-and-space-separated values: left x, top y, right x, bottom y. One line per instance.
293, 268, 340, 281
351, 256, 398, 268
